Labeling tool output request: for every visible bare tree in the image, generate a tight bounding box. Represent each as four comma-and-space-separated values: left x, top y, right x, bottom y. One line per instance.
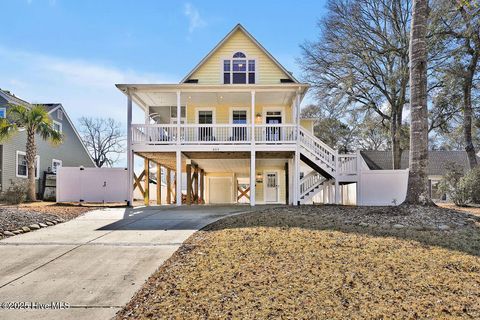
405, 0, 431, 204
430, 0, 480, 168
79, 117, 125, 167
299, 0, 411, 168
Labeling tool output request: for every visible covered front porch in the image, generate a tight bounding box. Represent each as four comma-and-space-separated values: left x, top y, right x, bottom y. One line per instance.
118, 83, 308, 147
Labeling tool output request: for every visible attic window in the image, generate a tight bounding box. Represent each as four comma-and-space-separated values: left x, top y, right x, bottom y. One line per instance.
224, 52, 255, 84
233, 52, 246, 58
57, 109, 63, 120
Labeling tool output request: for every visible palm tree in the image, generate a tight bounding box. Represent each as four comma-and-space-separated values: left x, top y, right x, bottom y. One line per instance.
0, 104, 63, 201
405, 0, 430, 204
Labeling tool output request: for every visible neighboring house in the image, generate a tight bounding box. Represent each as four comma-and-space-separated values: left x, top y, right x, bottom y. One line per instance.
361, 150, 478, 200
117, 24, 359, 206
0, 89, 95, 196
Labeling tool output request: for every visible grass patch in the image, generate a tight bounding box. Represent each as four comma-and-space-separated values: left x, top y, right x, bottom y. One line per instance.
117, 205, 480, 319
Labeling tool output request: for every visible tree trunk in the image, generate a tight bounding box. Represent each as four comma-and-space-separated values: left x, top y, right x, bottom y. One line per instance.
391, 110, 403, 169
405, 0, 430, 205
26, 128, 37, 201
463, 60, 478, 169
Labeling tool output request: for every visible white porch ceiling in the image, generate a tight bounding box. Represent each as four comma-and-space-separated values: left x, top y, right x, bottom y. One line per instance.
195, 159, 287, 176
134, 90, 297, 108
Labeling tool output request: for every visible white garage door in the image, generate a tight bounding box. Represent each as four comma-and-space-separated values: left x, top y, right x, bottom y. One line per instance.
209, 177, 232, 204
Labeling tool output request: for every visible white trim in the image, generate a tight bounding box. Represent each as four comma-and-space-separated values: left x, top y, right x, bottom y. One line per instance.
220, 53, 258, 85
180, 24, 298, 83
0, 107, 6, 118
16, 151, 39, 179
52, 120, 63, 133
195, 107, 216, 124
52, 159, 62, 173
263, 170, 280, 203
262, 106, 285, 124
228, 107, 250, 124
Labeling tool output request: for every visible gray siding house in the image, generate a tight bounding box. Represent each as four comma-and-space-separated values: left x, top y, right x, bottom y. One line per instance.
0, 89, 95, 196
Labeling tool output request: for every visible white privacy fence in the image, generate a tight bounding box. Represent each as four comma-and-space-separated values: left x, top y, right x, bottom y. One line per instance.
57, 167, 128, 203
358, 169, 409, 206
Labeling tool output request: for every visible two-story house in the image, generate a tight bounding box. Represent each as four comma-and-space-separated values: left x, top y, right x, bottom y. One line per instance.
117, 24, 359, 206
0, 89, 95, 197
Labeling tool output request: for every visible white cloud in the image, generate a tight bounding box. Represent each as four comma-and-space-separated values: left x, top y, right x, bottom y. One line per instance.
184, 3, 206, 34
0, 46, 178, 158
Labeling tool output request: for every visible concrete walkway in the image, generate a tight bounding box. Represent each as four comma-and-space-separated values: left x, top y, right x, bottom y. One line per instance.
0, 205, 251, 320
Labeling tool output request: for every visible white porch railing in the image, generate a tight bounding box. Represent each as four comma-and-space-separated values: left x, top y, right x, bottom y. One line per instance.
300, 171, 324, 198
338, 154, 357, 175
181, 124, 251, 144
254, 124, 297, 143
132, 124, 298, 145
298, 128, 336, 170
132, 124, 178, 144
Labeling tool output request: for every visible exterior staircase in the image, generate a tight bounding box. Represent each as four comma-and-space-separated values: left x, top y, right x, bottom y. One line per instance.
297, 127, 358, 204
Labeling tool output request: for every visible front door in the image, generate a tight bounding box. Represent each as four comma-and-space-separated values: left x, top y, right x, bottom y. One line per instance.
198, 110, 213, 141
265, 172, 278, 203
266, 112, 282, 141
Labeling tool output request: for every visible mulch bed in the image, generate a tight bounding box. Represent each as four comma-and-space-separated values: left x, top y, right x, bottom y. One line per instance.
116, 205, 480, 319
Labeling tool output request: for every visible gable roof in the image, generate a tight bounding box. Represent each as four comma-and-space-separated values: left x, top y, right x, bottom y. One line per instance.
37, 103, 96, 167
180, 24, 299, 84
361, 150, 478, 175
0, 89, 32, 107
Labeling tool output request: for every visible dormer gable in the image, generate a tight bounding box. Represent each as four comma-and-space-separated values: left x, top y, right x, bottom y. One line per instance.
181, 24, 298, 85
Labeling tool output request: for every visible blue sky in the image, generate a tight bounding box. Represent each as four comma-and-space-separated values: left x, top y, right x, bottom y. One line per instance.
0, 0, 327, 125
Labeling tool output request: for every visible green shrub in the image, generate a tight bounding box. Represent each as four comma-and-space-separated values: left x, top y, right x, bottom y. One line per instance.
1, 179, 28, 204
439, 164, 480, 206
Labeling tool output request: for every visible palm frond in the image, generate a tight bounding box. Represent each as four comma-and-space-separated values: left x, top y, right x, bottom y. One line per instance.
37, 122, 64, 145
0, 118, 18, 141
7, 104, 29, 126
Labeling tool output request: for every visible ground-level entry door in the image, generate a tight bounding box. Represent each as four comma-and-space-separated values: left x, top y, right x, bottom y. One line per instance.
265, 172, 278, 203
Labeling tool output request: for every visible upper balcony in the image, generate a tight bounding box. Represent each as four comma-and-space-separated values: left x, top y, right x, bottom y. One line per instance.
131, 123, 298, 145
118, 83, 309, 148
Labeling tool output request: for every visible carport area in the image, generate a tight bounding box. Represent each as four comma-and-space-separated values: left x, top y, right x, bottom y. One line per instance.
133, 151, 294, 206
0, 205, 254, 320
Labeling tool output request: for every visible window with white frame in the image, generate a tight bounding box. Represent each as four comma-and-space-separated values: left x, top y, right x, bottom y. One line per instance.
223, 52, 255, 84
0, 108, 6, 118
57, 109, 63, 120
52, 120, 62, 133
16, 151, 40, 179
52, 159, 62, 173
169, 106, 186, 124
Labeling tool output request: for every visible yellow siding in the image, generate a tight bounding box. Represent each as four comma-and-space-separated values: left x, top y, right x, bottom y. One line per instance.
300, 119, 314, 133
189, 29, 290, 84
186, 103, 294, 124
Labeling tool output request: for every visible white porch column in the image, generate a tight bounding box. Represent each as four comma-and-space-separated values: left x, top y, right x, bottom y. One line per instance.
335, 151, 341, 204
356, 149, 362, 206
176, 91, 181, 145
335, 180, 341, 204
250, 150, 256, 206
251, 90, 255, 144
144, 106, 149, 124
127, 92, 133, 206
295, 92, 301, 123
293, 150, 300, 206
176, 150, 182, 206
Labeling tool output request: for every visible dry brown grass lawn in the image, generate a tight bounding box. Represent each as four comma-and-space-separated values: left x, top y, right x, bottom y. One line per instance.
117, 205, 480, 320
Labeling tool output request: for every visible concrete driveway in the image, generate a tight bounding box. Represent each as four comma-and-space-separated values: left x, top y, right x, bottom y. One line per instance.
0, 205, 251, 320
